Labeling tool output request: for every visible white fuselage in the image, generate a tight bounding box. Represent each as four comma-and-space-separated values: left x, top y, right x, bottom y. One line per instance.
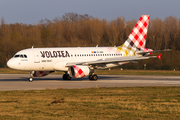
7, 47, 128, 71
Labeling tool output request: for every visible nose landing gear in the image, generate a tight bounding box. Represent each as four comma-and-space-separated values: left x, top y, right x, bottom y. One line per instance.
28, 71, 34, 82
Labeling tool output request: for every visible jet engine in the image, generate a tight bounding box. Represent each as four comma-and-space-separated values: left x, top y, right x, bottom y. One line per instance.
33, 71, 54, 77
68, 65, 90, 78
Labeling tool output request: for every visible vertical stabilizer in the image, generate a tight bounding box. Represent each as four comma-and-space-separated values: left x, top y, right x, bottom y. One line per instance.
122, 15, 150, 51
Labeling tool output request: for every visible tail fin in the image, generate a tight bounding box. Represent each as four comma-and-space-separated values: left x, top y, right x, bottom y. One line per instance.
122, 15, 150, 51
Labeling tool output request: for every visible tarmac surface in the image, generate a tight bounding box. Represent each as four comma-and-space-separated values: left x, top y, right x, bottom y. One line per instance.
0, 74, 180, 91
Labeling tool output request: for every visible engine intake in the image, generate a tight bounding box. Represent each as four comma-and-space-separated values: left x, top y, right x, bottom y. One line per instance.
68, 65, 90, 78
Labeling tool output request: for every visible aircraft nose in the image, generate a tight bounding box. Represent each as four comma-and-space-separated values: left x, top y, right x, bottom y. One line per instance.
7, 59, 14, 69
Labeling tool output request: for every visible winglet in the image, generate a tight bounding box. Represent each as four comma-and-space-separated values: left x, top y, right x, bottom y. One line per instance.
157, 54, 162, 60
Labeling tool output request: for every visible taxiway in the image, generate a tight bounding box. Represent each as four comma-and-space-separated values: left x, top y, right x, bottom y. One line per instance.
0, 74, 180, 91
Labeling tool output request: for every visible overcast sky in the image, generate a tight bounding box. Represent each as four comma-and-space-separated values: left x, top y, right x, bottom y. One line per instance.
0, 0, 179, 24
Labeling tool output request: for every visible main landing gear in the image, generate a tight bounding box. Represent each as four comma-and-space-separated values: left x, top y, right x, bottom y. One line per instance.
89, 74, 98, 81
62, 72, 98, 81
62, 72, 71, 80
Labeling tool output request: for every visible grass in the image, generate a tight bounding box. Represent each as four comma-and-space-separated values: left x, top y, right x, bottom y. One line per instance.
0, 68, 179, 119
1, 68, 180, 76
0, 87, 180, 119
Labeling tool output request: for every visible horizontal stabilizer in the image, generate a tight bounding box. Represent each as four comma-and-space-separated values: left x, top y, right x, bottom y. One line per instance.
136, 49, 171, 56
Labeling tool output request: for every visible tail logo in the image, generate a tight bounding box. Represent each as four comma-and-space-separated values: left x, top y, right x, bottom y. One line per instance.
124, 15, 150, 50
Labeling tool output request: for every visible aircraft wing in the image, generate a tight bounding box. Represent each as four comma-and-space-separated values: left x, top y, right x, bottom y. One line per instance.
65, 56, 156, 67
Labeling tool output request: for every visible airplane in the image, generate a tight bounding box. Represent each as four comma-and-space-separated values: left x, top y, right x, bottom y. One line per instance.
7, 15, 167, 82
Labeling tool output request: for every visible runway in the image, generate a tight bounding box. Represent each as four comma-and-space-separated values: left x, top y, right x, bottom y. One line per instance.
0, 74, 180, 91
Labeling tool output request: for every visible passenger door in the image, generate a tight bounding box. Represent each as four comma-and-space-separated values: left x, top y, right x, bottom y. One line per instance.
33, 51, 40, 63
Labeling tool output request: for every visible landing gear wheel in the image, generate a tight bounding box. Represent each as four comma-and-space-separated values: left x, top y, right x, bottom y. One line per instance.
89, 74, 98, 81
29, 77, 33, 82
89, 75, 93, 80
92, 74, 98, 81
63, 74, 66, 80
63, 74, 71, 80
66, 75, 71, 80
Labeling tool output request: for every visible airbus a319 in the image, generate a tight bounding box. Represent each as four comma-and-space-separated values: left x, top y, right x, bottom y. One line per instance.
7, 15, 167, 82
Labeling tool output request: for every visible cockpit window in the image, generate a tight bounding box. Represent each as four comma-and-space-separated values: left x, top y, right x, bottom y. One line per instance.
14, 54, 27, 58
20, 55, 23, 58
14, 55, 20, 58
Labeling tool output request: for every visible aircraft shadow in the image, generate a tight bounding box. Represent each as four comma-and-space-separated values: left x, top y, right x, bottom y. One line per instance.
0, 76, 120, 82
0, 75, 178, 82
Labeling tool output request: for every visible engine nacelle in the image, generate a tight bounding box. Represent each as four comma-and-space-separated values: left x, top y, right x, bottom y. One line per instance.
68, 65, 90, 78
33, 71, 54, 77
